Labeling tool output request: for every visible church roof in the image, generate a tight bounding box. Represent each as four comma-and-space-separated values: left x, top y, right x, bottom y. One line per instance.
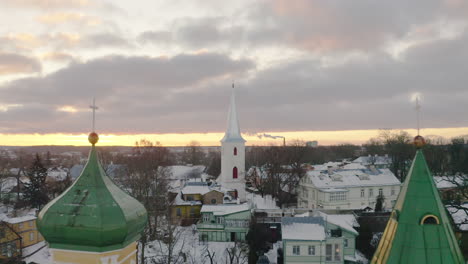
221, 87, 245, 143
371, 149, 464, 264
37, 133, 148, 252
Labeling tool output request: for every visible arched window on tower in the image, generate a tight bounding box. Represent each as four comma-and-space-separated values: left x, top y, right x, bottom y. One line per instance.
233, 167, 238, 179
234, 147, 237, 156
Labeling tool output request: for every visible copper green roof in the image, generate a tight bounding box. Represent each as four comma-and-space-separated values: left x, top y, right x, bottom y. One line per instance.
372, 150, 464, 264
37, 145, 147, 252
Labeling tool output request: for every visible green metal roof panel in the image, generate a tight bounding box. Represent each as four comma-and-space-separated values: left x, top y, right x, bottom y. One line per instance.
372, 150, 464, 264
37, 146, 147, 251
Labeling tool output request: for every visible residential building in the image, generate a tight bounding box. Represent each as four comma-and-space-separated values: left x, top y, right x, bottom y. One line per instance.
0, 222, 21, 259
298, 162, 401, 210
282, 212, 360, 264
4, 215, 43, 248
197, 203, 251, 242
372, 137, 464, 263
218, 86, 247, 202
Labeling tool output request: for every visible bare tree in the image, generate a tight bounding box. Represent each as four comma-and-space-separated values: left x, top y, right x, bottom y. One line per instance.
224, 241, 248, 264
122, 139, 173, 263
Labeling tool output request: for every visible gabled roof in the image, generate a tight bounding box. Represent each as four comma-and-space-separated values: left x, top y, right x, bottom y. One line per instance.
371, 150, 464, 264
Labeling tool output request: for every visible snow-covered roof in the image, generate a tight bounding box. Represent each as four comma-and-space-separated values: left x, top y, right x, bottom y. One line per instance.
0, 208, 37, 224
201, 203, 250, 216
294, 211, 359, 235
248, 193, 279, 210
305, 168, 400, 189
170, 165, 206, 180
434, 176, 463, 189
282, 217, 325, 241
447, 205, 468, 230
174, 192, 202, 206
353, 155, 391, 165
182, 184, 211, 195
1, 177, 19, 193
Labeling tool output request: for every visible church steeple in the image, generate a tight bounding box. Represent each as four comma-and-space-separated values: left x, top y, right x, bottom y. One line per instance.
219, 84, 246, 202
371, 136, 464, 263
221, 83, 245, 143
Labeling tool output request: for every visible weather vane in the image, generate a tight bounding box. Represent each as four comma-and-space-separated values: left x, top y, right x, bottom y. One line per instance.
89, 97, 99, 132
415, 96, 421, 135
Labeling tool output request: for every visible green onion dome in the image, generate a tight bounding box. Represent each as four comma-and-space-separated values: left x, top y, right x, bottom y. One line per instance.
37, 133, 147, 252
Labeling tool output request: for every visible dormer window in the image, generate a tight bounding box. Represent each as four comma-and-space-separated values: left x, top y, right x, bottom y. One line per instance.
234, 147, 237, 156
420, 214, 440, 225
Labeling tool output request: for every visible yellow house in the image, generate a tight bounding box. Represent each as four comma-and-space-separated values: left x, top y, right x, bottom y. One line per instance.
171, 192, 202, 226
0, 222, 21, 259
4, 215, 43, 248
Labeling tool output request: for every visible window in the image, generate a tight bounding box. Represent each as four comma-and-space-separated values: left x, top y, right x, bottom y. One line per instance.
0, 229, 5, 239
176, 208, 181, 217
303, 189, 309, 198
29, 221, 33, 227
186, 195, 193, 201
29, 232, 34, 242
334, 244, 341, 261
361, 189, 365, 198
211, 199, 217, 204
216, 217, 224, 224
308, 245, 315, 255
391, 188, 396, 196
189, 208, 195, 217
330, 229, 342, 237
203, 214, 210, 222
421, 215, 440, 225
18, 223, 23, 229
325, 244, 332, 261
329, 192, 346, 201
369, 189, 374, 197
234, 147, 237, 156
233, 167, 238, 179
379, 188, 383, 196
344, 238, 349, 248
292, 245, 300, 255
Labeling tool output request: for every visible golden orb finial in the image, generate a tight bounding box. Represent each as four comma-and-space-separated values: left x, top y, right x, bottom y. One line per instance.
413, 135, 425, 148
88, 132, 99, 145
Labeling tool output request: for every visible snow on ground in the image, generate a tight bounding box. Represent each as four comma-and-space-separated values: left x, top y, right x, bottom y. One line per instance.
265, 241, 280, 264
144, 226, 248, 264
23, 243, 51, 264
247, 193, 279, 210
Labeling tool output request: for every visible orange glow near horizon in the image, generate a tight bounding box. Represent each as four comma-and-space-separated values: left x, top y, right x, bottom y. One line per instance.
1, 127, 468, 146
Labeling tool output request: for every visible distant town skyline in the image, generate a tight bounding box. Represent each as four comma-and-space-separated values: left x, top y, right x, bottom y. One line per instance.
1, 0, 468, 145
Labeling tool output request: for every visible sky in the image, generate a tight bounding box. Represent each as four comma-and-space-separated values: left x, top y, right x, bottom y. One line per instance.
1, 0, 468, 146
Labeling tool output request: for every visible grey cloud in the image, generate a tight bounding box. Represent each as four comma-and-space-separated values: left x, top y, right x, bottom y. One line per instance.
0, 53, 41, 75
0, 53, 254, 133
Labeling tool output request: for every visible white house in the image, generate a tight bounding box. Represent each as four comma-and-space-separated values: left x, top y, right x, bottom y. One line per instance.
282, 211, 360, 264
298, 161, 401, 210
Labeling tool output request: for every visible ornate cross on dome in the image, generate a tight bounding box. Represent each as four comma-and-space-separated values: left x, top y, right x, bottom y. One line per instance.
89, 97, 99, 132
415, 96, 421, 135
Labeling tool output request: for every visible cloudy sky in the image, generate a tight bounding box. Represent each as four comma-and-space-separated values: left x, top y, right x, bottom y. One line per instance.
1, 0, 468, 146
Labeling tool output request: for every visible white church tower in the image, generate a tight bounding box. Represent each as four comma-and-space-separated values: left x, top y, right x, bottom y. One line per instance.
219, 84, 246, 202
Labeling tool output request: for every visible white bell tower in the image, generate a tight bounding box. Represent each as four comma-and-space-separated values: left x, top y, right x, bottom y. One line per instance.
219, 84, 246, 202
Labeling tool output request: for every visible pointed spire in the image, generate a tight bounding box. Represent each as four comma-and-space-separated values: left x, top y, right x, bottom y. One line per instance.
221, 83, 245, 143
371, 145, 464, 263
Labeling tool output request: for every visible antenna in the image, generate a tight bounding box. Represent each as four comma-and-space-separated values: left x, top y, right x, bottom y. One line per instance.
415, 96, 421, 135
89, 97, 99, 132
